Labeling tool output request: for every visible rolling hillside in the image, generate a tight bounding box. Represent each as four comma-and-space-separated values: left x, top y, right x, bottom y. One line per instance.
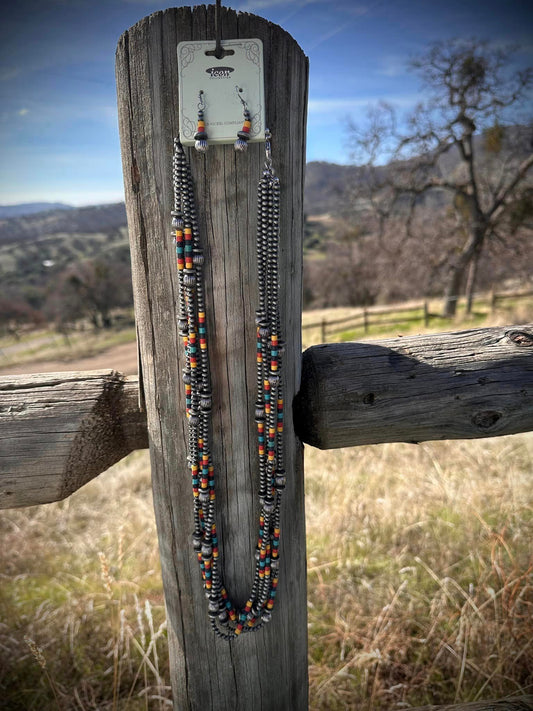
1, 124, 530, 320
0, 202, 126, 246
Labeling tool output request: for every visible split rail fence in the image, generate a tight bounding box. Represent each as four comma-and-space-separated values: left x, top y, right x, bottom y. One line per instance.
1, 6, 533, 711
303, 289, 533, 343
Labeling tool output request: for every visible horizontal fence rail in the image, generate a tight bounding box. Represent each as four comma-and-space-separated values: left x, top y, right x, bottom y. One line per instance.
1, 324, 532, 509
0, 371, 147, 508
302, 289, 533, 343
295, 324, 533, 449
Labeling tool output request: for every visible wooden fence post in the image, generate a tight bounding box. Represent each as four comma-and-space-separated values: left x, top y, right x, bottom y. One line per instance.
116, 6, 308, 710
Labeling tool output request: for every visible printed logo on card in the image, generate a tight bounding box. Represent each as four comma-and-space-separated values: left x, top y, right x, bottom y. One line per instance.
206, 66, 235, 78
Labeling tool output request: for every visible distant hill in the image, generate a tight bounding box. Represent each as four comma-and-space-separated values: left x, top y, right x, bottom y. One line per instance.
0, 203, 131, 303
304, 162, 363, 216
0, 124, 530, 325
305, 125, 532, 218
0, 202, 73, 219
0, 202, 127, 246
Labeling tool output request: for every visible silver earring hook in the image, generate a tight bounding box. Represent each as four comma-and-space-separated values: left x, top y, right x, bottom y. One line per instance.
235, 85, 247, 109
264, 129, 273, 170
198, 90, 205, 111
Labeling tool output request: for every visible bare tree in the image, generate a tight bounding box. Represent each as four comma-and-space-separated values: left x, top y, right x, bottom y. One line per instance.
46, 258, 133, 330
351, 40, 532, 316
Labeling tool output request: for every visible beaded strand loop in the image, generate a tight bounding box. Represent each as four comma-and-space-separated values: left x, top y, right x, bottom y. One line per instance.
171, 134, 285, 639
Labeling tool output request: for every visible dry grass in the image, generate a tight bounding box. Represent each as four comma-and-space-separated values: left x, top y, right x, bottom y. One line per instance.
1, 303, 532, 708
0, 452, 170, 710
305, 437, 533, 709
1, 437, 531, 709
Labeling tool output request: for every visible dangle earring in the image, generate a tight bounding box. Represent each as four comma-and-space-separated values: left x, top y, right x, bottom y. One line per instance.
194, 91, 208, 152
234, 86, 251, 152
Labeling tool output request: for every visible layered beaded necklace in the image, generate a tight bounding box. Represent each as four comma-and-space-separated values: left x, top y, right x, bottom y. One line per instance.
171, 133, 286, 639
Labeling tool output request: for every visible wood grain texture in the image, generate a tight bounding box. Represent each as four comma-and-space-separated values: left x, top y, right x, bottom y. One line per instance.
116, 7, 308, 710
409, 696, 533, 711
0, 371, 147, 509
295, 325, 533, 449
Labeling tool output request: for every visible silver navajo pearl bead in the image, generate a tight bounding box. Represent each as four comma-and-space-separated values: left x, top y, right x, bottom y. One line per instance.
263, 495, 275, 514
183, 269, 196, 287
201, 542, 212, 560
268, 373, 280, 388
259, 323, 270, 338
200, 392, 212, 411
188, 409, 200, 427
274, 470, 286, 490
193, 249, 204, 266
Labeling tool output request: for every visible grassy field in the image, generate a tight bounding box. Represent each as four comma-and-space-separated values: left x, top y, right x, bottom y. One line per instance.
1, 305, 532, 709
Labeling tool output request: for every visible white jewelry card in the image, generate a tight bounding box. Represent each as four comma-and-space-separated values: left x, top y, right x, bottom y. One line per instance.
177, 39, 265, 146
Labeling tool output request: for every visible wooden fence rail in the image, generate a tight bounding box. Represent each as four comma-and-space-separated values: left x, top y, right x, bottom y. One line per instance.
295, 324, 533, 449
303, 288, 533, 342
2, 324, 532, 509
0, 371, 147, 508
302, 303, 430, 341
491, 288, 533, 312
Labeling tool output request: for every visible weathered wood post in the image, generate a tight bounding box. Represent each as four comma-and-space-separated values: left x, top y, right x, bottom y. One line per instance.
116, 6, 308, 710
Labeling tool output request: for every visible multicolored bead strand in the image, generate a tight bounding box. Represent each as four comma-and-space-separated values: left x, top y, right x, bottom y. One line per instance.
171, 131, 285, 639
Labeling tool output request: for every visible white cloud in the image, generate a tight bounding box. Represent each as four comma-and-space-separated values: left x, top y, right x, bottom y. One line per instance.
18, 108, 29, 116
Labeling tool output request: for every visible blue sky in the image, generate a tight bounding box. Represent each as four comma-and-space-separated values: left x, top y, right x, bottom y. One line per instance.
1, 0, 532, 206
